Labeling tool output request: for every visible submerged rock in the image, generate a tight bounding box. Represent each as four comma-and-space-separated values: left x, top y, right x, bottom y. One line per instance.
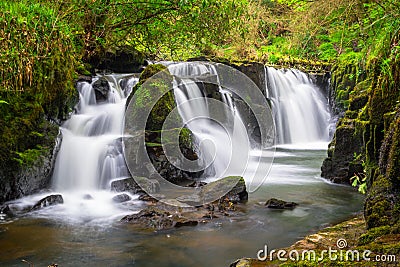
31, 194, 64, 211
112, 193, 131, 203
265, 198, 298, 209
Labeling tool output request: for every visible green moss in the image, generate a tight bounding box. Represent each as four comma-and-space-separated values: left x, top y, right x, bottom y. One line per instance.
358, 226, 391, 245
128, 64, 177, 132
138, 64, 168, 86
364, 175, 393, 228
344, 110, 358, 119
145, 142, 162, 147
386, 117, 400, 185
0, 1, 77, 172
179, 127, 194, 150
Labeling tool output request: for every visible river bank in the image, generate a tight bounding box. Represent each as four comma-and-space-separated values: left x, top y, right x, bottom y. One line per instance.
232, 214, 399, 266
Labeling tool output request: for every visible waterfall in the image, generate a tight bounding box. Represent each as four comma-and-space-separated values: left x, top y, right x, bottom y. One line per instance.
52, 75, 136, 190
48, 74, 139, 222
265, 66, 331, 147
26, 63, 331, 222
167, 62, 251, 179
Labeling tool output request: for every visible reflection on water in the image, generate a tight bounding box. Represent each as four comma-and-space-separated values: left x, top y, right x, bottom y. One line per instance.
0, 149, 364, 267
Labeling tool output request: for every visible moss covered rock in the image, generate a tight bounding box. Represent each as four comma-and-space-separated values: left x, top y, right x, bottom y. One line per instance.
324, 31, 400, 235
126, 64, 201, 185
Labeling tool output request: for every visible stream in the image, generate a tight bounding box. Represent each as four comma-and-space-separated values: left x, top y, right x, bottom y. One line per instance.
0, 62, 364, 266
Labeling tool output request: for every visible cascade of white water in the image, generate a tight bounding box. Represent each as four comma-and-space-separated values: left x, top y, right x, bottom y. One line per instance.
265, 66, 331, 147
52, 76, 136, 191
168, 62, 250, 179
44, 75, 139, 222
22, 62, 332, 223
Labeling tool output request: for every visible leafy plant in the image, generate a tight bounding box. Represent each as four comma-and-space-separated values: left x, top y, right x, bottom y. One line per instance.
351, 173, 367, 194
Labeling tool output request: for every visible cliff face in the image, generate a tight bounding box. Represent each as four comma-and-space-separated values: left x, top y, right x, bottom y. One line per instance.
321, 32, 400, 232
0, 121, 60, 203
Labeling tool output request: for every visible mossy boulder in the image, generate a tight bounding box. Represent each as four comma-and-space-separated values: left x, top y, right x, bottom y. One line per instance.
201, 176, 248, 204
125, 64, 200, 184
127, 64, 176, 132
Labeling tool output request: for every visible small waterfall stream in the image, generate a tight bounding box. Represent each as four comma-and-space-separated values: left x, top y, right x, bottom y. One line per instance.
265, 66, 331, 148
167, 63, 250, 179
47, 74, 140, 222
52, 76, 133, 190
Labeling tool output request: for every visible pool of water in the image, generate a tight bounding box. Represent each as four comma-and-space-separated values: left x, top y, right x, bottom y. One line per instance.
0, 148, 364, 267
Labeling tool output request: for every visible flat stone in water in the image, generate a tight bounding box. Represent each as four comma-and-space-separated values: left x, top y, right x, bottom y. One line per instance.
265, 198, 298, 209
112, 193, 131, 203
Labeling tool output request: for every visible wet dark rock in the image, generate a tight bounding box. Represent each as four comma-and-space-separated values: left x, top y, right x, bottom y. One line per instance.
111, 176, 160, 195
0, 205, 13, 217
75, 75, 92, 86
172, 176, 248, 207
321, 121, 364, 184
202, 176, 248, 204
0, 122, 61, 204
92, 77, 110, 102
223, 176, 248, 203
31, 194, 64, 211
95, 47, 146, 73
145, 144, 202, 185
119, 74, 140, 97
203, 82, 222, 101
176, 194, 202, 207
187, 181, 207, 188
175, 220, 199, 228
138, 194, 162, 202
265, 198, 298, 209
121, 206, 198, 230
111, 177, 138, 193
236, 62, 266, 96
121, 177, 248, 229
112, 193, 131, 203
234, 99, 263, 144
